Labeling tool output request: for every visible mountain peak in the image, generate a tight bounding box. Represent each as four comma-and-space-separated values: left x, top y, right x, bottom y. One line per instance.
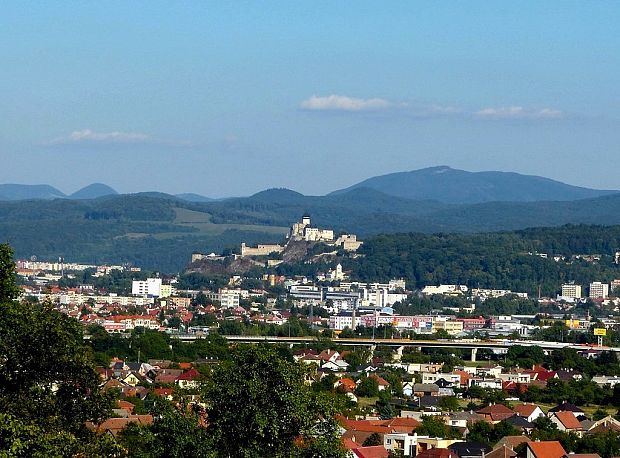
251, 188, 305, 200
330, 166, 617, 204
70, 183, 118, 200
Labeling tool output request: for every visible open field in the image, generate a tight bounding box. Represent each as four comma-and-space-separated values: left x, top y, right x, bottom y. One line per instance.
173, 208, 289, 236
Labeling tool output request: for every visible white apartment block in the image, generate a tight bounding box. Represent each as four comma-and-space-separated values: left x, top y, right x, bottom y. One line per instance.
421, 284, 468, 296
329, 314, 357, 331
132, 278, 163, 297
219, 289, 241, 308
561, 283, 582, 299
589, 282, 609, 299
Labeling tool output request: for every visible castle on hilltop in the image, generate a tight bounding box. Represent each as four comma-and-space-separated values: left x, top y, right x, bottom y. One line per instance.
209, 214, 364, 259
288, 214, 334, 242
288, 214, 363, 251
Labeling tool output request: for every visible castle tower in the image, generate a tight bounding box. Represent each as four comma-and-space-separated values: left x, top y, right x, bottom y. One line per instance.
302, 214, 311, 227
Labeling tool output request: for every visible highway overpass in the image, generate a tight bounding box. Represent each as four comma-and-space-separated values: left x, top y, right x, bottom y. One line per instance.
170, 334, 620, 360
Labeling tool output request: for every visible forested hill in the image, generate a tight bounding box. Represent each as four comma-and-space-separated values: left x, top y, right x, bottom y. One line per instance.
330, 166, 616, 203
344, 225, 620, 296
5, 190, 620, 272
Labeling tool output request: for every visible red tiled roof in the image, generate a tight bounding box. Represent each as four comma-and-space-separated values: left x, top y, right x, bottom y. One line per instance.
513, 403, 539, 417
477, 404, 514, 421
370, 374, 390, 386
117, 400, 135, 413
338, 416, 393, 434
337, 378, 357, 392
153, 388, 174, 396
416, 449, 458, 458
526, 441, 566, 458
351, 445, 389, 458
486, 445, 517, 458
554, 411, 583, 430
495, 435, 531, 450
177, 368, 200, 381
90, 415, 153, 436
343, 437, 360, 450
383, 417, 421, 429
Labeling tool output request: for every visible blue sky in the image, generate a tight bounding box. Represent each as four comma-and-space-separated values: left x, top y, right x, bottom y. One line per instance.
1, 2, 619, 196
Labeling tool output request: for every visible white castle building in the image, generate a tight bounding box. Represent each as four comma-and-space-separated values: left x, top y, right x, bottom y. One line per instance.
289, 214, 334, 242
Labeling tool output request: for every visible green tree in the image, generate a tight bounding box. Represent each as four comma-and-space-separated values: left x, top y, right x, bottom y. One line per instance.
415, 415, 462, 440
0, 243, 20, 301
0, 244, 116, 455
0, 413, 123, 458
204, 344, 346, 458
438, 396, 460, 412
343, 348, 371, 369
0, 300, 112, 434
362, 432, 382, 446
355, 376, 380, 398
119, 403, 213, 458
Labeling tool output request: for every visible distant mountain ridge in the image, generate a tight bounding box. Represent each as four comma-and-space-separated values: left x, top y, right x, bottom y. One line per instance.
175, 193, 213, 202
330, 166, 617, 204
1, 166, 616, 204
5, 187, 620, 271
0, 184, 66, 201
0, 183, 118, 201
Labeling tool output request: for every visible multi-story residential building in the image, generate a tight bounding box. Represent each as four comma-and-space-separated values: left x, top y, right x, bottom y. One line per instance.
219, 289, 241, 308
561, 283, 582, 299
589, 281, 609, 299
421, 284, 468, 296
132, 278, 163, 297
456, 317, 488, 331
432, 319, 464, 335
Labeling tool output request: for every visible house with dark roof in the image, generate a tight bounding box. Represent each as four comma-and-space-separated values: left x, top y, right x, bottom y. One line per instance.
448, 442, 491, 458
447, 411, 485, 429
503, 414, 533, 433
414, 383, 440, 397
548, 401, 584, 418
418, 395, 440, 410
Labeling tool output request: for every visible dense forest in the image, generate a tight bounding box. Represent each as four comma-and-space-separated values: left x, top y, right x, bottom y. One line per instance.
4, 187, 620, 275
344, 225, 620, 296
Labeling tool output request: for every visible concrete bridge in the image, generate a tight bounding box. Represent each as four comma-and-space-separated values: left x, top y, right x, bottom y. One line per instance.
170, 334, 619, 361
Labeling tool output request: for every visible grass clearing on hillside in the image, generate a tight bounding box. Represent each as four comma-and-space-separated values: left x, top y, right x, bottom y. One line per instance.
173, 207, 289, 236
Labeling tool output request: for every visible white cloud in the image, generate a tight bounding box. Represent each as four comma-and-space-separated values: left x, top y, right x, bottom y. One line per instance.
474, 106, 564, 120
300, 94, 393, 112
299, 95, 566, 121
50, 129, 151, 144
